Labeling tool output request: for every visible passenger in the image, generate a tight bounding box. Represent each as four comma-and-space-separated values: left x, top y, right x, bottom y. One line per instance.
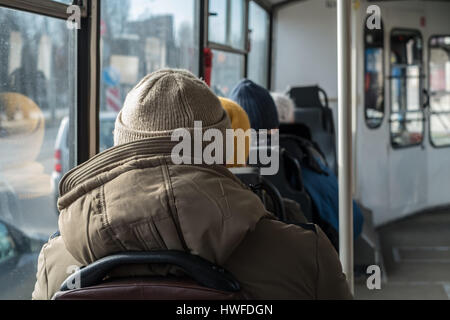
218, 97, 251, 168
229, 79, 280, 131
229, 79, 364, 250
32, 69, 352, 300
270, 92, 295, 124
219, 96, 307, 224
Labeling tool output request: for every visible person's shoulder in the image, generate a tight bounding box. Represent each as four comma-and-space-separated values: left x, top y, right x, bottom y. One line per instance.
225, 219, 322, 299
240, 218, 321, 266
33, 235, 83, 300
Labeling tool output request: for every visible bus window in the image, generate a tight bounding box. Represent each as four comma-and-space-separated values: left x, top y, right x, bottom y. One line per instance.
210, 50, 245, 96
0, 6, 76, 299
364, 17, 384, 128
208, 0, 246, 95
429, 35, 450, 147
389, 29, 424, 148
208, 0, 246, 50
99, 0, 200, 133
248, 1, 270, 89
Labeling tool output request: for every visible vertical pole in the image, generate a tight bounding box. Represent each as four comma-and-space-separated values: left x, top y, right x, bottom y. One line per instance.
76, 0, 91, 164
77, 0, 99, 164
337, 0, 354, 294
197, 0, 205, 79
244, 0, 249, 79
89, 0, 100, 158
268, 8, 274, 90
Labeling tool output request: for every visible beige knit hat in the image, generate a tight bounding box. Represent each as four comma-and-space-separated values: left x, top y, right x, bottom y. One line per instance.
114, 69, 231, 146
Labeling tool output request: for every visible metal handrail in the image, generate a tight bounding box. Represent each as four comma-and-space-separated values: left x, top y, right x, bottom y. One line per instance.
337, 0, 354, 295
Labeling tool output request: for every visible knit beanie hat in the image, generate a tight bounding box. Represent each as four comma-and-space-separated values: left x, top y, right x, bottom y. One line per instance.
219, 97, 251, 167
114, 69, 231, 146
229, 79, 279, 131
271, 92, 295, 124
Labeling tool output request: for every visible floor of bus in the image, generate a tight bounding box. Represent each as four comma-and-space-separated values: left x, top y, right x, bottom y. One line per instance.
354, 208, 450, 300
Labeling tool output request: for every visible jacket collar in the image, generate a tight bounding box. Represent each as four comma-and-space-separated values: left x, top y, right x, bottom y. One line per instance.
58, 136, 237, 207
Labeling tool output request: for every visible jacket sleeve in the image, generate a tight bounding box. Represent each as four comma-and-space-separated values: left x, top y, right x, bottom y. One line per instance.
32, 243, 49, 300
315, 227, 353, 300
32, 236, 83, 300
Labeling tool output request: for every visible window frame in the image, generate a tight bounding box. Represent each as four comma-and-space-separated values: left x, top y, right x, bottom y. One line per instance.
251, 0, 272, 89
207, 0, 248, 53
205, 0, 272, 89
389, 28, 426, 150
428, 34, 450, 149
247, 0, 271, 88
0, 0, 87, 20
206, 0, 249, 85
363, 16, 385, 130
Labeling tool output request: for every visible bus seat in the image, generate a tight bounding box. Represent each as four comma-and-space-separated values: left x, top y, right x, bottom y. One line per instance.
248, 146, 313, 222
312, 131, 337, 174
279, 135, 327, 171
287, 86, 337, 174
280, 123, 312, 141
53, 251, 243, 300
229, 167, 287, 221
289, 111, 336, 174
280, 125, 328, 163
354, 204, 385, 279
288, 85, 329, 109
294, 108, 324, 132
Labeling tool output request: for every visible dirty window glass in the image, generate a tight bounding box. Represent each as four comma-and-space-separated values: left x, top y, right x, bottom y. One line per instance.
364, 17, 384, 128
0, 7, 77, 299
248, 1, 270, 88
390, 29, 424, 148
99, 0, 200, 150
210, 50, 245, 97
208, 0, 246, 50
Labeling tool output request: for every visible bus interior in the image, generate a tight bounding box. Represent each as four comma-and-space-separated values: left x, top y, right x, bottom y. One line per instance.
1, 0, 450, 300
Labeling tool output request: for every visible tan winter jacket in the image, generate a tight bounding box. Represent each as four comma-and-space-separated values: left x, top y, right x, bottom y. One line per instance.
32, 137, 352, 300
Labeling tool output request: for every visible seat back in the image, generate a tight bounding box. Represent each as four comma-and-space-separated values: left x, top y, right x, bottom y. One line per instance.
279, 123, 312, 141
283, 119, 337, 174
53, 251, 243, 300
248, 146, 312, 221
229, 167, 287, 221
287, 86, 337, 174
288, 85, 328, 109
53, 278, 242, 300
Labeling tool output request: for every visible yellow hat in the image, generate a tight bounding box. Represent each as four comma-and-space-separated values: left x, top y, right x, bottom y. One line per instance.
219, 97, 251, 168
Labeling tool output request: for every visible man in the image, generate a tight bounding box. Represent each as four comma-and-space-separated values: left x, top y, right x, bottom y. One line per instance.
33, 69, 351, 300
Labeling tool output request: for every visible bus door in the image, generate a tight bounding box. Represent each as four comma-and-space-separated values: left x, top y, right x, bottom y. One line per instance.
427, 35, 450, 208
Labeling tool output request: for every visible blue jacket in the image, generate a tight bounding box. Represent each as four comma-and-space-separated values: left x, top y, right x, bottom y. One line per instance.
301, 159, 364, 239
